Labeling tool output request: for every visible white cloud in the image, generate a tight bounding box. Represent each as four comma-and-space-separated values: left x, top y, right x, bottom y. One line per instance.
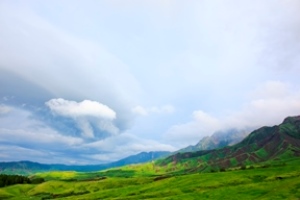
250, 81, 290, 99
46, 98, 119, 138
0, 104, 175, 164
164, 81, 300, 148
77, 118, 94, 138
1, 1, 300, 164
46, 98, 116, 119
0, 128, 83, 148
193, 111, 219, 126
83, 132, 176, 162
0, 145, 91, 165
0, 104, 11, 115
150, 105, 175, 114
132, 105, 148, 116
228, 82, 300, 128
164, 110, 221, 147
0, 105, 83, 148
0, 145, 50, 162
132, 105, 175, 116
0, 105, 88, 163
0, 2, 141, 118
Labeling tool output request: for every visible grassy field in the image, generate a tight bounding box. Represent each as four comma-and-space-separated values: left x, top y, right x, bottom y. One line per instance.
0, 158, 300, 199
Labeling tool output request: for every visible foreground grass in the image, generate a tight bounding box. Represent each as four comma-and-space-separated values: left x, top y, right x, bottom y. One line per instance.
1, 158, 300, 199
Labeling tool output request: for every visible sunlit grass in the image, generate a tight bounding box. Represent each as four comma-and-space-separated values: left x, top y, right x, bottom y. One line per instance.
1, 157, 300, 199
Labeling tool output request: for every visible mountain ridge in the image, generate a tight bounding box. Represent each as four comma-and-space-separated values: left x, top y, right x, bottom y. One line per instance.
157, 115, 300, 172
0, 151, 170, 174
178, 128, 250, 153
2, 115, 300, 175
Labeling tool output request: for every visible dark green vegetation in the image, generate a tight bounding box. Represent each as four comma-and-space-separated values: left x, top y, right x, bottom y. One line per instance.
0, 158, 300, 199
0, 115, 300, 199
0, 174, 44, 188
0, 151, 170, 175
0, 174, 31, 187
156, 116, 300, 173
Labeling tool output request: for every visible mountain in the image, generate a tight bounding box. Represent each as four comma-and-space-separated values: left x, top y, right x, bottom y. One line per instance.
178, 128, 250, 153
157, 116, 300, 172
0, 161, 103, 174
0, 151, 170, 174
109, 151, 171, 167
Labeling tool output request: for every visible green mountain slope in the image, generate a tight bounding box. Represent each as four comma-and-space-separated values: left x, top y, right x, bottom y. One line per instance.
2, 158, 300, 199
1, 116, 300, 199
157, 116, 300, 172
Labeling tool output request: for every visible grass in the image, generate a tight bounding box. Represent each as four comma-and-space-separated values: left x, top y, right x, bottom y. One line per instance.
1, 157, 300, 199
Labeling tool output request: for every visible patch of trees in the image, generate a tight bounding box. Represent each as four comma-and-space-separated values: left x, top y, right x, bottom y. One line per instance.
30, 177, 45, 184
0, 174, 45, 187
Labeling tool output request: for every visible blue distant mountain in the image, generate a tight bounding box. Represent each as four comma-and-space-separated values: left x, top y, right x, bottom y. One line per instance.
0, 151, 170, 175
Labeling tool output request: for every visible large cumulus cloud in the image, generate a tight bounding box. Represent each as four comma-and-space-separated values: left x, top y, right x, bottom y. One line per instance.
46, 98, 118, 139
0, 104, 174, 164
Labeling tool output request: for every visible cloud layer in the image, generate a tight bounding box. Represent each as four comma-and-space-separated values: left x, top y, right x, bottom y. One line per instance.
132, 105, 175, 116
46, 99, 116, 119
164, 81, 300, 147
46, 98, 118, 139
0, 1, 300, 163
0, 104, 174, 164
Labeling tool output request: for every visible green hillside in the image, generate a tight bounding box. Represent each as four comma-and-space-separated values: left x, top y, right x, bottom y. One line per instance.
1, 115, 300, 199
0, 158, 300, 199
155, 116, 300, 173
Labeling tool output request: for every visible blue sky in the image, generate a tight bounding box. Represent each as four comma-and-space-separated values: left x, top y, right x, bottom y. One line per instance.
0, 0, 300, 164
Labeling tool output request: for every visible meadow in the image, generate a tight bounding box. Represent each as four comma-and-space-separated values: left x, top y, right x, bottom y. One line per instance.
0, 157, 300, 199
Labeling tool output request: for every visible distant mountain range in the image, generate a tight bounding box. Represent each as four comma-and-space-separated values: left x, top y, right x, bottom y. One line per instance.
0, 151, 170, 175
158, 115, 300, 172
178, 128, 250, 153
2, 115, 300, 175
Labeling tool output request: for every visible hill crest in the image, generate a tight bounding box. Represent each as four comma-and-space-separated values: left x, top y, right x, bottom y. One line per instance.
158, 115, 300, 172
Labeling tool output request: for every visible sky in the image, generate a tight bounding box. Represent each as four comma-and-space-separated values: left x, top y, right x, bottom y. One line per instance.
0, 0, 300, 164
